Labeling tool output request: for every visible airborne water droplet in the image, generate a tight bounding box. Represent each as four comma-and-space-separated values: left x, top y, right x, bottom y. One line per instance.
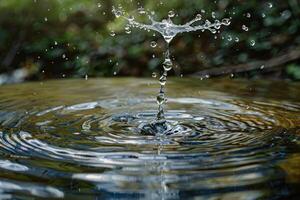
195, 14, 202, 20
268, 2, 273, 8
110, 31, 116, 37
242, 25, 249, 31
211, 12, 216, 19
163, 59, 173, 71
150, 41, 157, 48
222, 18, 230, 26
168, 10, 175, 18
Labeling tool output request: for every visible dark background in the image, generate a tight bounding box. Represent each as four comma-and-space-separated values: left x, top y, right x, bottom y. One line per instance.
0, 0, 300, 84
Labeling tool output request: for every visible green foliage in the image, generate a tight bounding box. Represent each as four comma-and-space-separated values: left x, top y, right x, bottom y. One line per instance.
0, 0, 299, 80
287, 64, 300, 80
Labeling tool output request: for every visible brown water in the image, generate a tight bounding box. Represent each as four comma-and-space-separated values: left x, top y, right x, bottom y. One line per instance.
0, 78, 299, 199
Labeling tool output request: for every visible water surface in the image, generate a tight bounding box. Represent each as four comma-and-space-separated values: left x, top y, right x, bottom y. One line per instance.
0, 78, 299, 199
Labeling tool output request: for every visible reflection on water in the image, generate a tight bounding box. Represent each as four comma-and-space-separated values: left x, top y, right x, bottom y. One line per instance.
0, 78, 299, 199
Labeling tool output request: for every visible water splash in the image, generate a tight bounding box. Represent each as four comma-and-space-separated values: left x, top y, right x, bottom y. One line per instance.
112, 6, 230, 43
112, 6, 231, 134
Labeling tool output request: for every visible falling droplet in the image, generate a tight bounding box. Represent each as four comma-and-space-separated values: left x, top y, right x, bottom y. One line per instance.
152, 72, 157, 78
138, 7, 146, 14
163, 59, 173, 71
128, 15, 134, 21
125, 25, 131, 34
110, 31, 116, 37
268, 2, 273, 8
150, 41, 157, 48
250, 40, 256, 46
242, 25, 249, 31
222, 18, 231, 26
168, 10, 175, 18
195, 14, 202, 20
211, 12, 216, 19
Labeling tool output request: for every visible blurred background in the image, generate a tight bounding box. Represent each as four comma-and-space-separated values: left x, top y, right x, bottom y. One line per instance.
0, 0, 300, 85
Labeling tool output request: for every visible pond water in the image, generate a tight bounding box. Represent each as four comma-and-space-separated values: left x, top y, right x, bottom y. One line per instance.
0, 78, 299, 199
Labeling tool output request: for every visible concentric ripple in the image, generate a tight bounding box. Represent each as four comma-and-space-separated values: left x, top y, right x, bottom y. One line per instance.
0, 78, 299, 199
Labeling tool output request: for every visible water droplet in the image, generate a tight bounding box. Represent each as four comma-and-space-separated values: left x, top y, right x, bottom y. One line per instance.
157, 93, 165, 105
85, 74, 88, 80
222, 18, 231, 26
260, 65, 265, 70
44, 17, 48, 22
150, 41, 157, 48
246, 13, 251, 18
110, 31, 116, 37
159, 75, 167, 86
242, 25, 249, 31
211, 12, 216, 19
125, 25, 131, 34
97, 3, 101, 8
163, 59, 173, 71
168, 10, 175, 18
250, 40, 256, 46
152, 72, 157, 78
138, 7, 146, 14
195, 14, 202, 20
268, 2, 273, 8
128, 15, 135, 21
115, 11, 122, 18
54, 41, 58, 46
235, 37, 240, 42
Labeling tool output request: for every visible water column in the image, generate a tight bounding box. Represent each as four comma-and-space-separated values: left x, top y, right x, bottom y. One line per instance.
156, 45, 172, 121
